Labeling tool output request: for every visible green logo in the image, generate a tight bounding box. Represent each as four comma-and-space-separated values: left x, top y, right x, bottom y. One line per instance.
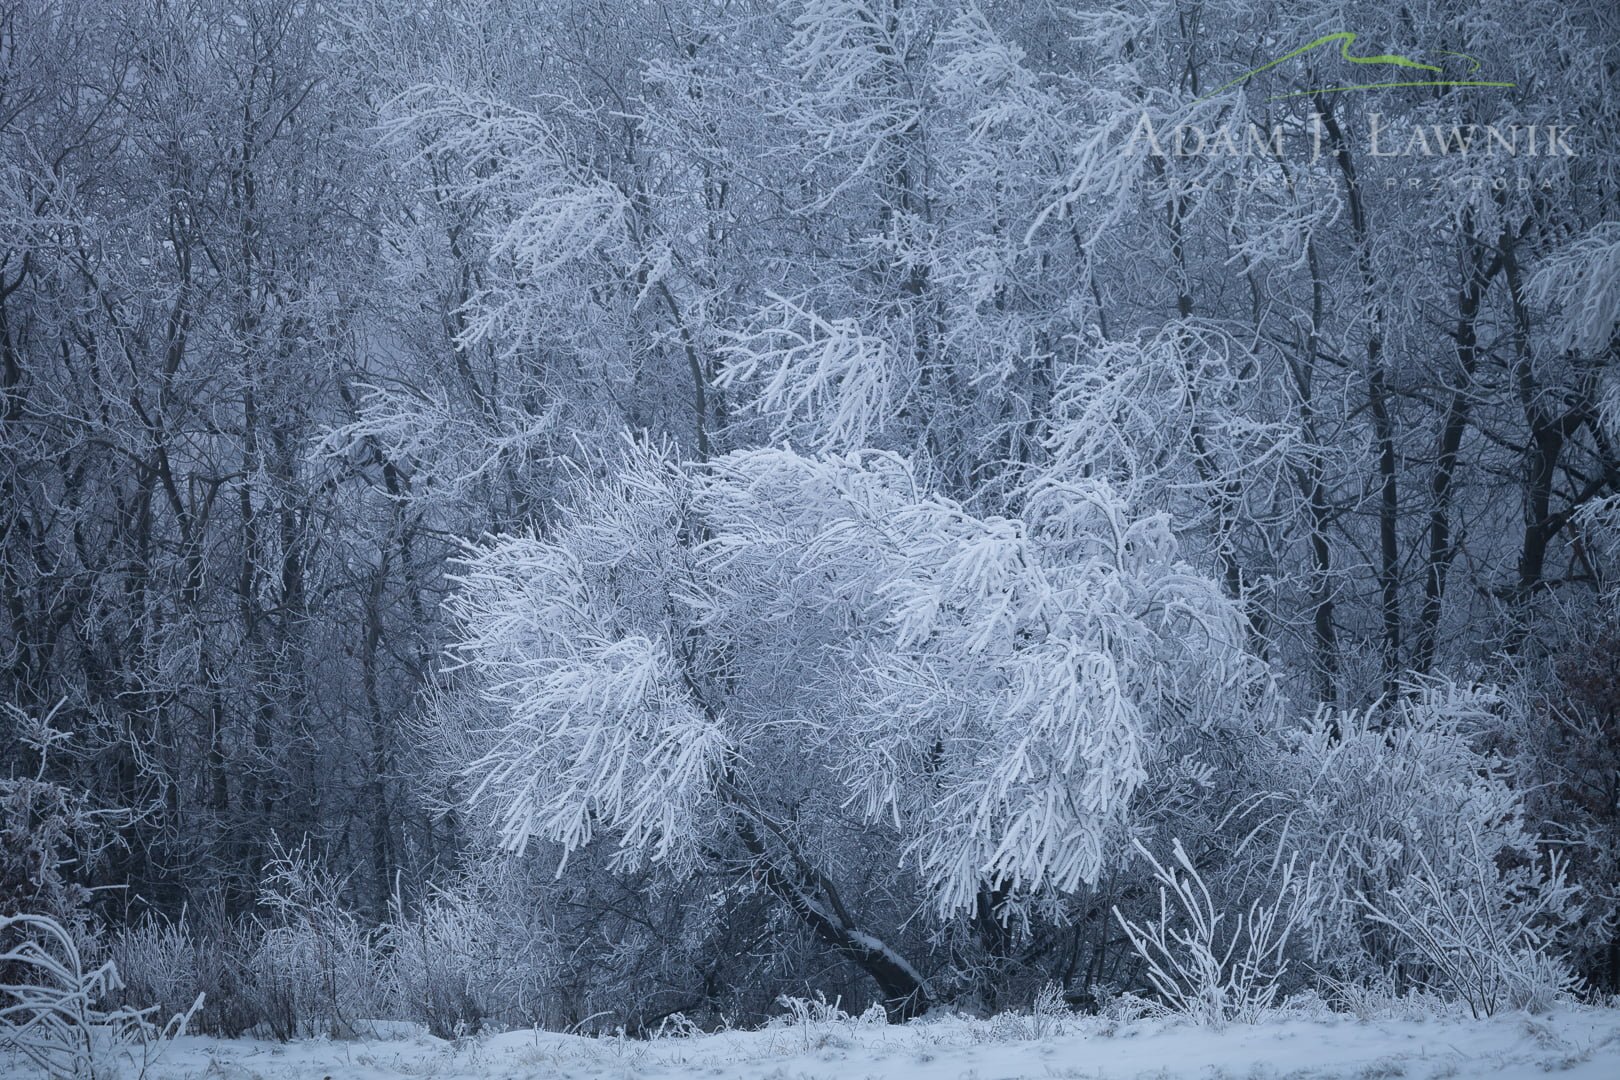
1197, 31, 1516, 102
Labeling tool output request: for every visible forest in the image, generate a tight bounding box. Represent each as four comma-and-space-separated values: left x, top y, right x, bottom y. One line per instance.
1, 0, 1619, 1075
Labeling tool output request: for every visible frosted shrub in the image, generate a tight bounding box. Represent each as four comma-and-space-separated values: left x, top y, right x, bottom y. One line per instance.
1499, 634, 1620, 992
1114, 839, 1316, 1026
248, 922, 378, 1042
772, 991, 851, 1028
246, 843, 382, 1040
1028, 981, 1071, 1038
1314, 972, 1443, 1022
382, 886, 505, 1039
0, 913, 199, 1080
980, 981, 1074, 1041
1360, 847, 1579, 1017
111, 912, 262, 1039
107, 921, 190, 1029
1269, 683, 1580, 1013
0, 705, 127, 940
770, 992, 869, 1053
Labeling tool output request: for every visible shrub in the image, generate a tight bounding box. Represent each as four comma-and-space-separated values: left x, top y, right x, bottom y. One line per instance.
111, 910, 263, 1039
1359, 846, 1579, 1017
245, 841, 383, 1040
1501, 632, 1620, 992
1266, 682, 1580, 1013
1114, 838, 1317, 1026
382, 885, 496, 1040
0, 704, 128, 940
0, 912, 199, 1080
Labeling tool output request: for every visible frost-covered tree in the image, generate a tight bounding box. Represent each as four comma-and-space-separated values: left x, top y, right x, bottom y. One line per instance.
445, 439, 1266, 1017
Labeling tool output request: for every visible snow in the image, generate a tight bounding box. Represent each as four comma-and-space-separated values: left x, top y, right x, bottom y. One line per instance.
55, 1005, 1620, 1080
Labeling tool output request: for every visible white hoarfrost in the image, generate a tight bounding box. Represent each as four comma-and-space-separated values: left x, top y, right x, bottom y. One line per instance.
447, 441, 1265, 917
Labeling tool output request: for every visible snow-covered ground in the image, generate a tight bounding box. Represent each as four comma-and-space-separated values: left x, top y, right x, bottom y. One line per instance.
70, 1003, 1620, 1080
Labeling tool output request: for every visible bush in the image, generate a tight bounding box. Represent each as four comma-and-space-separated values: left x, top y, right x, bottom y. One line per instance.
1502, 633, 1620, 992
1359, 846, 1579, 1017
1114, 838, 1317, 1026
0, 704, 128, 940
1265, 683, 1580, 1014
111, 910, 263, 1039
0, 912, 199, 1080
245, 841, 383, 1040
382, 885, 496, 1040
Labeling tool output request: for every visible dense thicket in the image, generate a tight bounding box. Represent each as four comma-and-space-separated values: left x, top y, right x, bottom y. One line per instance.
1, 0, 1617, 1035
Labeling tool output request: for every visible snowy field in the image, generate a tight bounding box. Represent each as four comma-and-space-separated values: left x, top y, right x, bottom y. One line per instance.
45, 1005, 1620, 1080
